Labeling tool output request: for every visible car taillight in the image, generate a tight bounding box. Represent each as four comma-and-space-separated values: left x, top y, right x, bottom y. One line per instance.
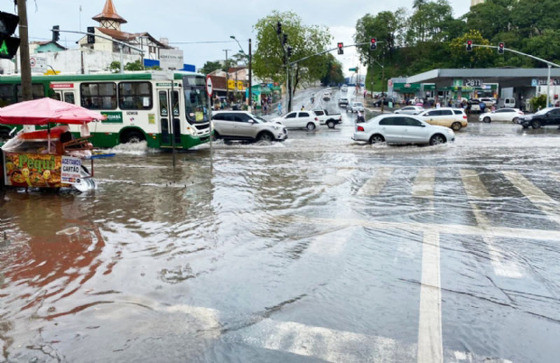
315, 117, 318, 121
518, 111, 524, 115
463, 115, 467, 119
357, 125, 364, 132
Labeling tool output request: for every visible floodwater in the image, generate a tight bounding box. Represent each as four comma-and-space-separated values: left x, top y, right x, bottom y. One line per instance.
2, 101, 560, 362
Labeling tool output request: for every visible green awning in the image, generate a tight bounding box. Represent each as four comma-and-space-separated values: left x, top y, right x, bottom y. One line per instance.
393, 82, 421, 92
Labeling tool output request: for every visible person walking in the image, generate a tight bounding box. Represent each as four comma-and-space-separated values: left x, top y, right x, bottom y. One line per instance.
277, 103, 282, 115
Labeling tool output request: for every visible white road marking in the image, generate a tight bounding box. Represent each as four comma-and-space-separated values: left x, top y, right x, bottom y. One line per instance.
412, 168, 436, 199
285, 215, 560, 242
417, 230, 443, 363
470, 203, 523, 278
357, 167, 394, 196
502, 170, 560, 225
307, 228, 355, 256
552, 171, 560, 183
235, 319, 416, 362
460, 169, 492, 200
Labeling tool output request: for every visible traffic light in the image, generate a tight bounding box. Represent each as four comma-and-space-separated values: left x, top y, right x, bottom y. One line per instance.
337, 42, 343, 55
276, 21, 282, 35
282, 33, 288, 46
370, 38, 377, 50
466, 40, 472, 51
287, 45, 293, 57
0, 11, 20, 59
52, 25, 60, 42
498, 42, 504, 54
87, 26, 95, 44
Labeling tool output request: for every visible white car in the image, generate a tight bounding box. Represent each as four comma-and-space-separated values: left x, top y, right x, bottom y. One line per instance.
479, 108, 524, 123
394, 106, 424, 115
417, 107, 468, 131
347, 101, 365, 113
272, 111, 320, 130
352, 114, 455, 145
212, 111, 288, 142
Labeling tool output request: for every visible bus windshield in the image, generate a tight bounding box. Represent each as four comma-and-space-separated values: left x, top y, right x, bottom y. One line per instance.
183, 76, 209, 124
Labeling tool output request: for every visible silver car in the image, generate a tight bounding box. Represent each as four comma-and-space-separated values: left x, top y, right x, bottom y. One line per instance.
212, 111, 288, 142
352, 114, 455, 145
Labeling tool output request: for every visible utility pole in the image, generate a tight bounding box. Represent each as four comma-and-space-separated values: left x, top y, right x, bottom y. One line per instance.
248, 39, 252, 110
223, 49, 230, 104
17, 0, 32, 101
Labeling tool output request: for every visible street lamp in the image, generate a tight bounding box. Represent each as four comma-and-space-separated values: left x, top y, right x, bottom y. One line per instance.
230, 35, 252, 109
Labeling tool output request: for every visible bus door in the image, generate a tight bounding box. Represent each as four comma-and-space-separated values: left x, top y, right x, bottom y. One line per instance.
157, 88, 181, 147
54, 90, 77, 105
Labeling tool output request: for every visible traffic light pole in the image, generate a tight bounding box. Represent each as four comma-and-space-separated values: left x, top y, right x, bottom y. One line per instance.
469, 43, 560, 107
17, 0, 32, 101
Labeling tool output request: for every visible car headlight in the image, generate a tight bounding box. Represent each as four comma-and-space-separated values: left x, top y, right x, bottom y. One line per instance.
272, 125, 280, 130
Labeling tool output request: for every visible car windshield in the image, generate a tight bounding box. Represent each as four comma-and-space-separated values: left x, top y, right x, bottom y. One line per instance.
254, 116, 267, 123
354, 103, 363, 107
535, 107, 554, 115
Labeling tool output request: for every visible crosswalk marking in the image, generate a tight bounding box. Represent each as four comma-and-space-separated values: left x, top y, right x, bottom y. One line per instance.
235, 318, 416, 362
412, 168, 436, 199
357, 167, 393, 196
552, 171, 560, 183
502, 170, 560, 225
460, 169, 492, 200
417, 230, 443, 363
470, 203, 524, 278
285, 215, 560, 242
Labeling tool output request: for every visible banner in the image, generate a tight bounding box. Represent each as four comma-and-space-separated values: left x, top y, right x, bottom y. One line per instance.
3, 152, 69, 188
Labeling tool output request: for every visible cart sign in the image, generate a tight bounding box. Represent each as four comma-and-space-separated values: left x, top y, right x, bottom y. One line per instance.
61, 156, 81, 184
3, 152, 69, 187
206, 75, 213, 97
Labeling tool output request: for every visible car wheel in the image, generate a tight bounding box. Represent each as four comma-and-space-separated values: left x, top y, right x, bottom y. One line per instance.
512, 117, 519, 124
483, 116, 491, 123
451, 122, 462, 131
212, 131, 221, 141
257, 131, 273, 142
327, 121, 335, 129
369, 134, 385, 144
429, 134, 446, 145
531, 120, 541, 129
306, 122, 316, 131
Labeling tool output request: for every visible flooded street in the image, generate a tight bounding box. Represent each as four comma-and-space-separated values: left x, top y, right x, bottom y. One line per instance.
2, 110, 560, 362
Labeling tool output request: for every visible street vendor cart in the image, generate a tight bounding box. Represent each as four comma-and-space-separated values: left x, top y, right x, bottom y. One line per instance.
0, 98, 106, 192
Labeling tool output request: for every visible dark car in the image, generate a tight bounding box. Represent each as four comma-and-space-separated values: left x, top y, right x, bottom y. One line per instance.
373, 97, 397, 108
518, 107, 560, 129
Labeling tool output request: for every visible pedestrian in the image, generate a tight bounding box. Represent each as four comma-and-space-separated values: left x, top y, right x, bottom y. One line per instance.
356, 110, 365, 123
301, 105, 305, 110
480, 101, 486, 113
263, 103, 268, 115
277, 103, 282, 115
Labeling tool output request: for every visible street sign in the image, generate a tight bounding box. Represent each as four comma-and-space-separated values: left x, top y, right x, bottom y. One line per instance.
349, 68, 357, 72
206, 75, 213, 97
159, 49, 184, 70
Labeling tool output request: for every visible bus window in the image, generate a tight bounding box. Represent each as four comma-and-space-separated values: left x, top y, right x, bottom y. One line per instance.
64, 92, 75, 104
80, 82, 117, 110
0, 84, 14, 107
172, 91, 179, 116
184, 88, 208, 123
54, 92, 62, 101
118, 82, 152, 110
159, 91, 168, 117
16, 84, 44, 102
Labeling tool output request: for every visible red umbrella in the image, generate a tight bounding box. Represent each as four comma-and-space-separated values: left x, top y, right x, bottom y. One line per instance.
0, 97, 106, 125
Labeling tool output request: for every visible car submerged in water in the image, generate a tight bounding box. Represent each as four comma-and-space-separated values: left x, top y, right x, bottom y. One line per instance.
517, 107, 560, 129
352, 114, 455, 146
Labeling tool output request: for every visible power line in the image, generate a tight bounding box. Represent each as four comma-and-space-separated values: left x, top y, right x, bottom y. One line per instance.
168, 40, 236, 45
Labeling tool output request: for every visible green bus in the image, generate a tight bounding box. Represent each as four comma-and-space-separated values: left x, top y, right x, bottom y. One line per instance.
0, 71, 211, 149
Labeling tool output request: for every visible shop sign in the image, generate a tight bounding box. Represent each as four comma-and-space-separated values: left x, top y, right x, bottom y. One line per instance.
463, 79, 482, 87
61, 156, 81, 184
3, 152, 68, 187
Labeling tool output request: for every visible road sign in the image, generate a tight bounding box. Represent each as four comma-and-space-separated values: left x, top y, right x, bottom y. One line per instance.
206, 75, 213, 97
349, 68, 357, 72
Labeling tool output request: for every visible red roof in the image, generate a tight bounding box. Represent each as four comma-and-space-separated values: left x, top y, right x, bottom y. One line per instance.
92, 0, 127, 24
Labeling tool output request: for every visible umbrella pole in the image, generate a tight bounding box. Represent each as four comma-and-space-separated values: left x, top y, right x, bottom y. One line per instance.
47, 123, 51, 154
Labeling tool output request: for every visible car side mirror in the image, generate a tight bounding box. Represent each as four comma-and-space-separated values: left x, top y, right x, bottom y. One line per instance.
420, 124, 426, 127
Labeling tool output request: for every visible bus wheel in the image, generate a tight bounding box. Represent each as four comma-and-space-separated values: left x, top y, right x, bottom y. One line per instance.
121, 130, 145, 144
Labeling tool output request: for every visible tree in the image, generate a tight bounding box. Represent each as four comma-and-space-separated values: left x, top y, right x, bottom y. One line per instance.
252, 10, 331, 97
448, 30, 494, 68
320, 54, 344, 86
200, 61, 222, 75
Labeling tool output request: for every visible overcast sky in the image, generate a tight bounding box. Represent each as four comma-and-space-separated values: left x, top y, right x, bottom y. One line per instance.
1, 0, 471, 76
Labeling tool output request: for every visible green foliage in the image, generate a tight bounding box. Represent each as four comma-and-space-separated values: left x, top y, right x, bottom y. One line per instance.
320, 54, 344, 86
108, 60, 150, 73
200, 61, 222, 75
530, 94, 547, 111
252, 10, 331, 94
